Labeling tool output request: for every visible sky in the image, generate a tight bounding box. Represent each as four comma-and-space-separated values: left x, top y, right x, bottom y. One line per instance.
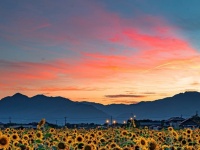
1, 0, 200, 104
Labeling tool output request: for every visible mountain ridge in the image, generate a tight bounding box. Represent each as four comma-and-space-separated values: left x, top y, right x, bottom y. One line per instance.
0, 91, 199, 124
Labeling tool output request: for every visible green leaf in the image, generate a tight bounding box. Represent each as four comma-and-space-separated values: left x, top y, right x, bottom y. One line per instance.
44, 133, 52, 138
35, 139, 42, 143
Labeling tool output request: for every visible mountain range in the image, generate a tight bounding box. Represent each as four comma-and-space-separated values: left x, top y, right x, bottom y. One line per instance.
0, 91, 200, 125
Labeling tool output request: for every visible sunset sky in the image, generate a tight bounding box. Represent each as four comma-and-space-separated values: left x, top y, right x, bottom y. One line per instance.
1, 0, 200, 104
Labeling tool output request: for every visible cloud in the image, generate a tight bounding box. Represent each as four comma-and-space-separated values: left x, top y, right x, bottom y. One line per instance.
2, 86, 105, 92
108, 100, 139, 104
105, 94, 146, 98
142, 92, 156, 95
191, 82, 199, 86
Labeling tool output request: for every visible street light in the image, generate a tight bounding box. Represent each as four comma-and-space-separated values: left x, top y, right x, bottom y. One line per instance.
113, 120, 116, 127
106, 120, 109, 128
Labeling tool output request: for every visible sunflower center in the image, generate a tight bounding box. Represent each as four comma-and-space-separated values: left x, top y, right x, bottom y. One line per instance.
149, 142, 156, 150
58, 142, 66, 149
182, 140, 186, 145
13, 135, 17, 139
135, 145, 140, 150
84, 145, 92, 150
77, 137, 82, 142
111, 143, 116, 148
141, 139, 146, 145
36, 133, 41, 138
0, 138, 7, 145
78, 143, 84, 149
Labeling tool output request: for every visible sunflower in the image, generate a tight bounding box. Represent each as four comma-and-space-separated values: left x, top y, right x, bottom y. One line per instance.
187, 137, 193, 145
37, 118, 46, 128
181, 139, 187, 146
97, 131, 103, 137
53, 135, 59, 141
148, 138, 157, 150
77, 142, 84, 149
182, 131, 187, 138
121, 130, 128, 137
186, 128, 193, 135
132, 133, 137, 139
157, 132, 162, 137
137, 137, 148, 148
12, 141, 19, 149
194, 134, 199, 139
134, 145, 141, 150
0, 135, 10, 149
35, 131, 43, 140
57, 142, 67, 150
62, 137, 67, 142
67, 138, 73, 145
49, 128, 56, 134
83, 144, 93, 150
76, 135, 84, 143
11, 133, 19, 141
23, 134, 29, 141
168, 127, 174, 132
172, 130, 179, 139
99, 137, 106, 144
28, 133, 34, 139
90, 133, 95, 138
23, 141, 29, 146
5, 128, 10, 132
109, 142, 117, 149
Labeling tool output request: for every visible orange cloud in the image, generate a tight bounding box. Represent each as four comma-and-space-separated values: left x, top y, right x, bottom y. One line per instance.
105, 94, 146, 98
109, 100, 139, 104
2, 86, 106, 92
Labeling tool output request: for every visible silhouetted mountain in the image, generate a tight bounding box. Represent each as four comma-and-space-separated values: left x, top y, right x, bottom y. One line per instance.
0, 94, 110, 124
80, 91, 200, 122
0, 91, 200, 124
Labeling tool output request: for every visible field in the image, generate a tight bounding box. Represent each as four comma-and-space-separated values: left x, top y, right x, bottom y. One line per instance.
0, 119, 200, 150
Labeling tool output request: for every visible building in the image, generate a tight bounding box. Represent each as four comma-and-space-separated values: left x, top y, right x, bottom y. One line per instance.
179, 113, 200, 129
138, 120, 162, 129
8, 124, 37, 129
164, 117, 185, 129
179, 118, 199, 129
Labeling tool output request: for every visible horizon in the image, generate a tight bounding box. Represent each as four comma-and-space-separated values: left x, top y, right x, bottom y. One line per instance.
1, 1, 200, 104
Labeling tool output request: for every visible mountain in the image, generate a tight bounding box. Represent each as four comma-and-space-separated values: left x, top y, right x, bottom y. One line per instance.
0, 94, 110, 124
81, 91, 200, 121
0, 91, 200, 124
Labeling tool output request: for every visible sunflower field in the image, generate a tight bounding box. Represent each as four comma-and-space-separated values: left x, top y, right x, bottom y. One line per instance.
0, 119, 200, 150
